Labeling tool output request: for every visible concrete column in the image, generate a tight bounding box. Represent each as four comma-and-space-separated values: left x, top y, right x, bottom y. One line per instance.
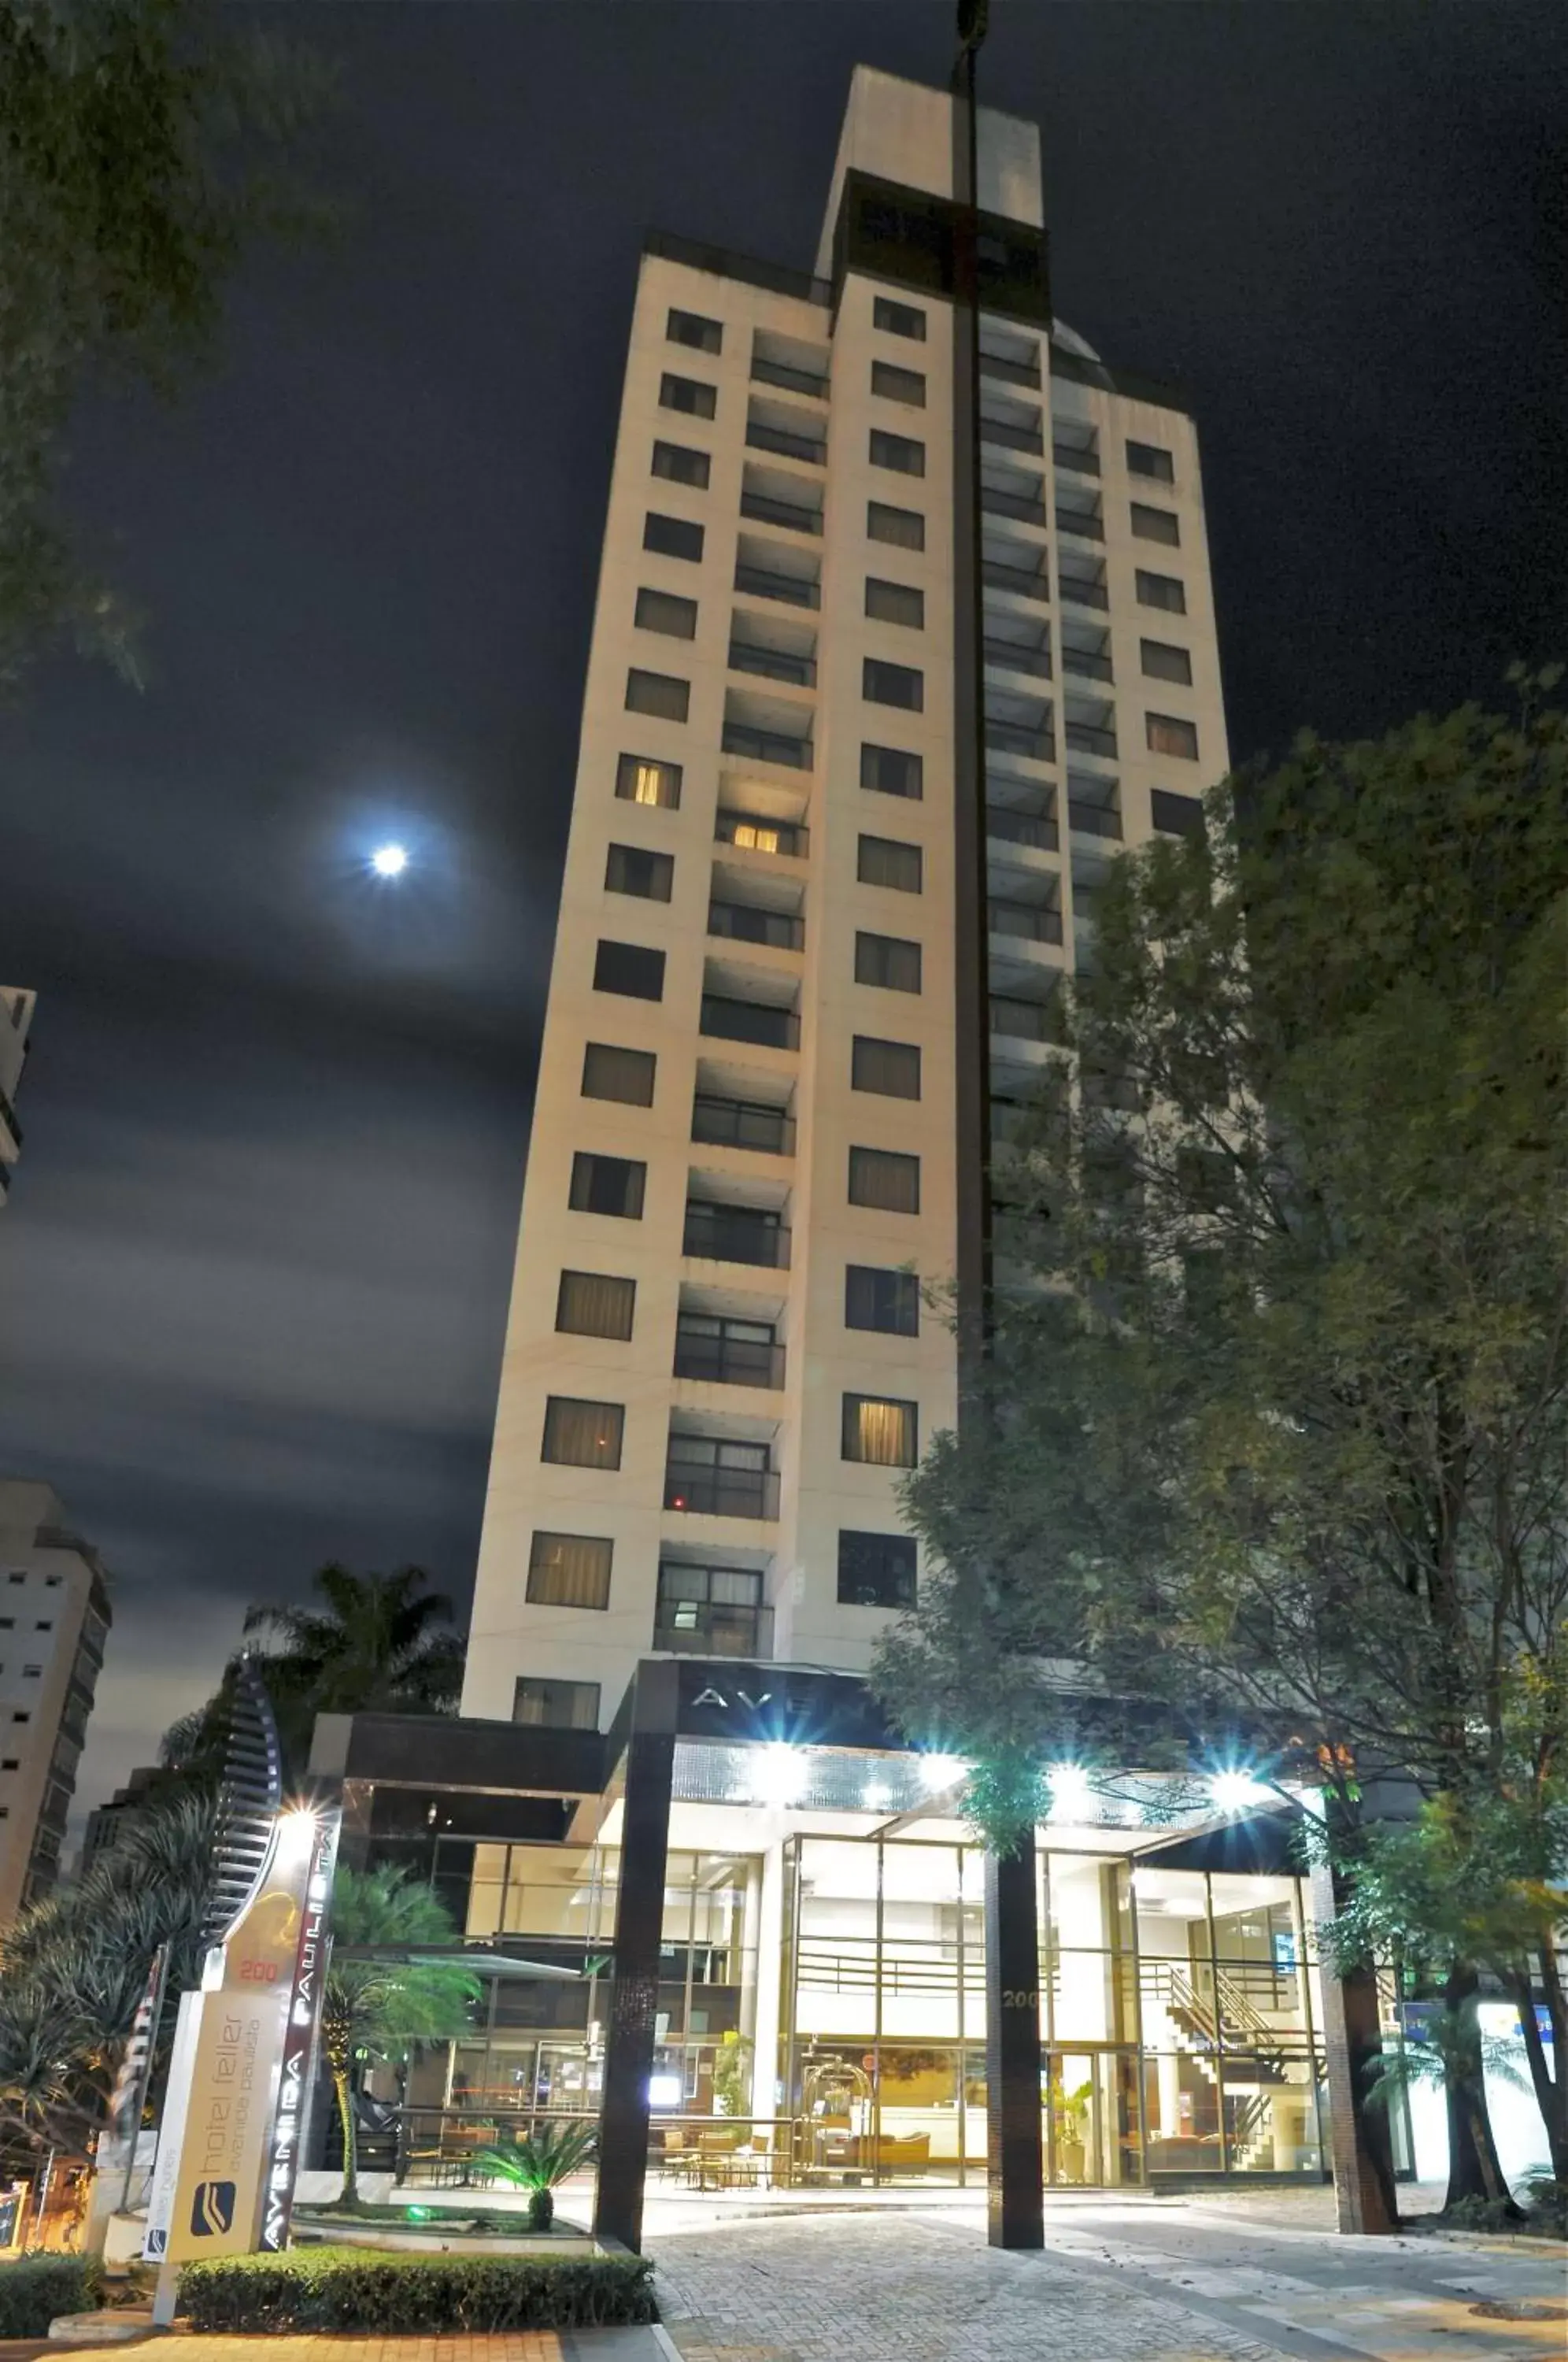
985, 1845, 1045, 2247
593, 1661, 678, 2253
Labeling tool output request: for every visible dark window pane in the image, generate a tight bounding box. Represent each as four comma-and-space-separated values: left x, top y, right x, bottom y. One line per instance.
605, 842, 674, 901
871, 359, 926, 408
845, 1265, 919, 1336
556, 1269, 636, 1340
852, 1035, 921, 1098
645, 511, 704, 561
1146, 712, 1200, 761
1126, 439, 1174, 483
660, 372, 717, 419
668, 306, 723, 354
625, 668, 690, 721
1135, 568, 1185, 614
873, 296, 926, 341
860, 742, 923, 798
581, 1043, 656, 1105
867, 500, 925, 551
526, 1531, 613, 1609
857, 834, 923, 892
865, 577, 925, 629
1152, 788, 1204, 837
542, 1396, 625, 1470
837, 1529, 917, 1608
848, 1146, 919, 1213
568, 1150, 646, 1217
869, 428, 925, 477
651, 440, 711, 489
855, 931, 922, 991
514, 1676, 600, 1730
841, 1394, 918, 1466
1130, 501, 1180, 546
616, 752, 682, 809
863, 657, 923, 711
594, 939, 666, 1000
635, 586, 698, 639
1141, 638, 1193, 685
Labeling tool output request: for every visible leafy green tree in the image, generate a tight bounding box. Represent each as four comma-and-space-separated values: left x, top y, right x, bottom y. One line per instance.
0, 0, 331, 695
320, 1864, 479, 2205
881, 682, 1568, 2210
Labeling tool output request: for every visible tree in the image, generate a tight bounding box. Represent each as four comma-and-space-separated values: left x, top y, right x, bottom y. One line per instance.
880, 683, 1568, 2211
320, 1864, 479, 2205
0, 0, 331, 696
468, 2122, 599, 2231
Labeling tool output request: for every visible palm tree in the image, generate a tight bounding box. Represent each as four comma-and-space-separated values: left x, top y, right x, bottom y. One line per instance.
321, 1865, 479, 2205
241, 1564, 464, 1779
469, 2121, 598, 2231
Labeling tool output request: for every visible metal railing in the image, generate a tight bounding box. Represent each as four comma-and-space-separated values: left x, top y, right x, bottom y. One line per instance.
728, 641, 815, 689
752, 356, 829, 399
734, 563, 819, 610
691, 1096, 795, 1155
654, 1605, 771, 1658
663, 1463, 782, 1519
708, 900, 804, 951
722, 720, 813, 769
740, 490, 823, 536
673, 1330, 786, 1389
980, 413, 1044, 455
1064, 720, 1118, 758
1068, 799, 1123, 839
1052, 441, 1100, 476
986, 804, 1059, 852
715, 810, 809, 857
1056, 504, 1105, 542
746, 420, 827, 465
1063, 647, 1114, 683
700, 995, 801, 1050
982, 557, 1050, 602
682, 1205, 793, 1267
981, 483, 1048, 527
989, 898, 1063, 945
984, 636, 1052, 679
979, 349, 1041, 389
1060, 571, 1110, 611
986, 719, 1055, 763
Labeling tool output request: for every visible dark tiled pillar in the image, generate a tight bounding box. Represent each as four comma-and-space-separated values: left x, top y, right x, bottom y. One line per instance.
593, 1660, 679, 2253
985, 1842, 1045, 2247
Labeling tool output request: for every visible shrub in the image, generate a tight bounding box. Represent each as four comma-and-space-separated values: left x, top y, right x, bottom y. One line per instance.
177, 2246, 656, 2332
0, 2254, 105, 2338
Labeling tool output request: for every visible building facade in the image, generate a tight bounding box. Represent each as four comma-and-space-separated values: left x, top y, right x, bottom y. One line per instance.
463, 65, 1226, 1733
0, 1481, 113, 1924
0, 988, 34, 1206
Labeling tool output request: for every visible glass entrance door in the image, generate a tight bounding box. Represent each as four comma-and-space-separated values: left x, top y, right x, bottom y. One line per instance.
1045, 2049, 1143, 2186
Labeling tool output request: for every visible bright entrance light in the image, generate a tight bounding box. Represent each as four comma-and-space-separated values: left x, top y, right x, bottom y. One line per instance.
1210, 1768, 1270, 1815
370, 842, 409, 878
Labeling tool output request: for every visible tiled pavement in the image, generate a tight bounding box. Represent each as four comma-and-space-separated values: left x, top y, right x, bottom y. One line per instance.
0, 2334, 664, 2362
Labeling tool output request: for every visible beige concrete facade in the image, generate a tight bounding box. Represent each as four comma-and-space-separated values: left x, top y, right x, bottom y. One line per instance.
0, 1479, 113, 1924
462, 65, 1228, 1731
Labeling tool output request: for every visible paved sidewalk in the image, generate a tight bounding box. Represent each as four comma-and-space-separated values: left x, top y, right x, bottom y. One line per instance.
0, 2333, 664, 2362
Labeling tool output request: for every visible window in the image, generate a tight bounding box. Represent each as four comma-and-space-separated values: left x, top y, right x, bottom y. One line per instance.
842, 1394, 918, 1467
11, 1712, 29, 1725
1147, 712, 1200, 761
863, 657, 923, 711
542, 1396, 625, 1470
1126, 439, 1174, 483
1151, 788, 1204, 837
871, 359, 926, 408
0, 1760, 16, 1771
1141, 638, 1193, 686
527, 1531, 613, 1610
556, 1268, 636, 1340
32, 1620, 50, 1632
865, 577, 925, 629
652, 439, 710, 489
660, 372, 717, 418
644, 511, 704, 562
855, 931, 922, 991
838, 1529, 917, 1608
849, 1145, 920, 1213
635, 586, 697, 640
605, 842, 674, 901
569, 1151, 647, 1218
582, 1042, 656, 1105
857, 835, 923, 893
1131, 501, 1180, 547
845, 1265, 919, 1336
852, 1036, 921, 1098
860, 742, 923, 798
594, 939, 666, 1000
874, 295, 926, 341
625, 668, 690, 722
869, 428, 925, 477
867, 500, 925, 551
668, 306, 722, 354
1135, 568, 1185, 614
21, 1666, 40, 1679
514, 1677, 601, 1731
0, 1620, 11, 1631
6, 1574, 22, 1585
616, 752, 682, 810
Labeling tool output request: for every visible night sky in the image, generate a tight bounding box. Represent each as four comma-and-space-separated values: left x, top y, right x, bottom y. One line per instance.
2, 2, 1565, 1829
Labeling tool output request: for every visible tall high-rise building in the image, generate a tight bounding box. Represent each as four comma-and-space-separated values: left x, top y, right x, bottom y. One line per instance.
0, 987, 35, 1205
0, 1481, 113, 1924
463, 66, 1227, 1732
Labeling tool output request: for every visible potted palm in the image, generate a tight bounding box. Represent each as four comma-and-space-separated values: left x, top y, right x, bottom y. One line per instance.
469, 2120, 598, 2231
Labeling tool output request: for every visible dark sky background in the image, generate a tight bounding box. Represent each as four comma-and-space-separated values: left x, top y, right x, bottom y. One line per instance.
2, 1, 1565, 1831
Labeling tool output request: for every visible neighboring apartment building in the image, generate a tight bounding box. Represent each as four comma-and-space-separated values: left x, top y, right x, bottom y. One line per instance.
463, 65, 1227, 1732
0, 1481, 113, 1924
0, 988, 34, 1205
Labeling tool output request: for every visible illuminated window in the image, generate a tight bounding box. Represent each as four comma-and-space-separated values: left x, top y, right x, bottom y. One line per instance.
841, 1394, 919, 1467
542, 1397, 625, 1470
526, 1532, 613, 1610
616, 753, 682, 809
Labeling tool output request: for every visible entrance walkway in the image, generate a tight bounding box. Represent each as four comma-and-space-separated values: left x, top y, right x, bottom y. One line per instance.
648, 2198, 1568, 2362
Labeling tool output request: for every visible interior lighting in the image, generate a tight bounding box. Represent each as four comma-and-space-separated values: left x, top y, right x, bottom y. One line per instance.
917, 1753, 967, 1794
754, 1742, 806, 1807
1047, 1762, 1093, 1822
863, 1783, 892, 1812
1209, 1768, 1270, 1815
370, 842, 409, 878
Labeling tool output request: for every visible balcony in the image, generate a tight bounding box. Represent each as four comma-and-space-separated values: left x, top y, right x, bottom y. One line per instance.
655, 1601, 774, 1658
700, 994, 800, 1050
708, 899, 804, 952
752, 354, 828, 399
663, 1462, 782, 1520
1064, 719, 1118, 759
982, 555, 1050, 603
1052, 439, 1100, 476
990, 994, 1055, 1043
982, 483, 1048, 527
981, 413, 1044, 456
984, 635, 1052, 679
715, 809, 808, 858
980, 348, 1041, 390
728, 640, 816, 689
1063, 646, 1114, 684
986, 718, 1056, 764
1060, 570, 1110, 612
746, 420, 827, 465
989, 898, 1063, 945
1069, 798, 1123, 840
683, 1203, 792, 1268
1056, 502, 1105, 542
734, 561, 820, 610
986, 803, 1059, 853
674, 1327, 786, 1390
691, 1094, 796, 1155
739, 488, 822, 535
721, 720, 812, 770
